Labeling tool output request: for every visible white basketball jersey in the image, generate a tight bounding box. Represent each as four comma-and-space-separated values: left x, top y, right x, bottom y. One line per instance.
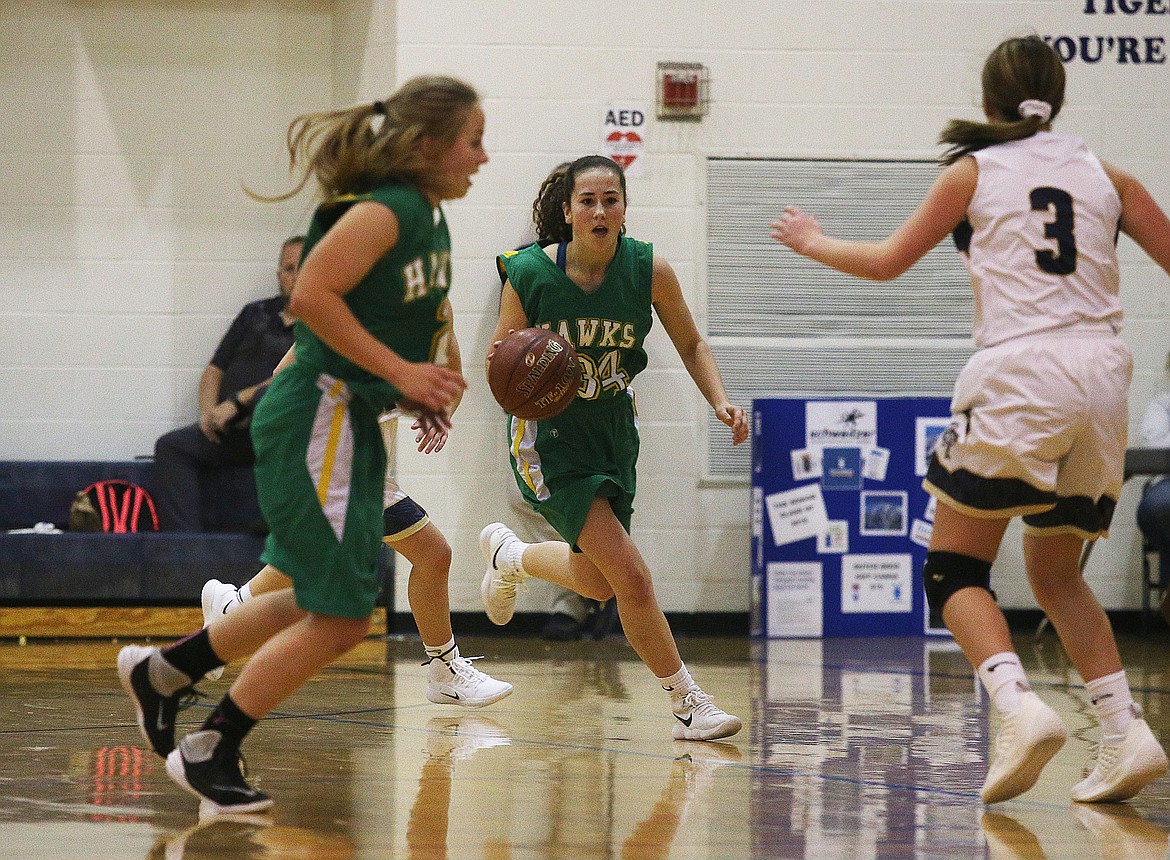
959, 131, 1123, 348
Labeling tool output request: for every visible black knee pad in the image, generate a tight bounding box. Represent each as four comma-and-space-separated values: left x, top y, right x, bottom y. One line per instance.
923, 551, 995, 622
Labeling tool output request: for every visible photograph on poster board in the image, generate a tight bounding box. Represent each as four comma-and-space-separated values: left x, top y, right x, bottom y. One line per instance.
790, 447, 823, 481
923, 495, 937, 522
860, 490, 908, 536
817, 519, 849, 554
915, 417, 952, 476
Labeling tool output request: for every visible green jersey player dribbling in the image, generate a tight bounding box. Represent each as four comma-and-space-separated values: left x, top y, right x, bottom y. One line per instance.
482, 155, 750, 742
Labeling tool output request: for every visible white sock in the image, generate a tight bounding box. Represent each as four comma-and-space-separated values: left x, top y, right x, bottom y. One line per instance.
425, 638, 458, 663
238, 582, 253, 603
504, 538, 529, 576
658, 663, 697, 702
1085, 670, 1135, 738
977, 652, 1030, 714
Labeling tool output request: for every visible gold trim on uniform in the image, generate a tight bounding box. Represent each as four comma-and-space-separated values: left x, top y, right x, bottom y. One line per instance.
510, 416, 551, 501
307, 374, 355, 542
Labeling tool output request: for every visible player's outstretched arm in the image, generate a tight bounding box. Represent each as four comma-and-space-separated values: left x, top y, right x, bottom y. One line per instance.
651, 255, 748, 445
770, 157, 977, 281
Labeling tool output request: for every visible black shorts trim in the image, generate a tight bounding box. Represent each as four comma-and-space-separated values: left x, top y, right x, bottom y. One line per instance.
1022, 495, 1116, 537
925, 458, 1116, 537
925, 458, 1053, 513
383, 496, 428, 541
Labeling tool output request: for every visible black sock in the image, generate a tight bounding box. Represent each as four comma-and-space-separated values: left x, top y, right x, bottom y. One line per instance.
201, 693, 257, 750
160, 628, 223, 682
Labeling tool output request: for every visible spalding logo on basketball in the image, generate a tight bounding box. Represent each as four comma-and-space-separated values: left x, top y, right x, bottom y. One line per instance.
488, 328, 582, 420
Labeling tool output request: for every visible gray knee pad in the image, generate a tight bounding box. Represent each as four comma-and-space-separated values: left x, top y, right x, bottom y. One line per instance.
923, 551, 994, 619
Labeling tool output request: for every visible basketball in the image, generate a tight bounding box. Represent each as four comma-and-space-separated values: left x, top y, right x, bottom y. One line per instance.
488, 328, 581, 420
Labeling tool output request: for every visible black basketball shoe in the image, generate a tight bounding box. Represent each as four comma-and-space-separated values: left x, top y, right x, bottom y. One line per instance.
117, 645, 196, 757
166, 730, 274, 815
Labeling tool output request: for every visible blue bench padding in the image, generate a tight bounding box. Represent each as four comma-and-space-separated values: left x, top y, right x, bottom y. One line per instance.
0, 532, 265, 604
0, 460, 391, 608
0, 460, 259, 532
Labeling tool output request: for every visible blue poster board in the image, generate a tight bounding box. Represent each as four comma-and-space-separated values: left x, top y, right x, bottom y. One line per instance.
750, 397, 953, 638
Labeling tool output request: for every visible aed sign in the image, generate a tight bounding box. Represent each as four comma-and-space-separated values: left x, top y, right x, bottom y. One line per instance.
601, 102, 648, 177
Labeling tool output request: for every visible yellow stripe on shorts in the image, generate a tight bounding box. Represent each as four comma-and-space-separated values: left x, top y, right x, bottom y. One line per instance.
307, 376, 355, 542
509, 416, 550, 501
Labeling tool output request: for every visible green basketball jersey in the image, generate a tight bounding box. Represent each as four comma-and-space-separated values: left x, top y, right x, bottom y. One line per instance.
498, 237, 653, 408
496, 237, 654, 544
295, 182, 453, 411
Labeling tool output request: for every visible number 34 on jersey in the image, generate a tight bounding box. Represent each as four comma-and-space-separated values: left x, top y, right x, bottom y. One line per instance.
538, 317, 636, 401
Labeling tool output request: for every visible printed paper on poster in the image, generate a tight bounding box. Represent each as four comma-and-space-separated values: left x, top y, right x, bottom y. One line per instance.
805, 400, 878, 449
790, 447, 823, 481
924, 495, 937, 522
840, 553, 913, 614
915, 417, 952, 476
863, 446, 890, 481
767, 561, 823, 638
910, 518, 933, 548
817, 520, 849, 554
764, 484, 829, 547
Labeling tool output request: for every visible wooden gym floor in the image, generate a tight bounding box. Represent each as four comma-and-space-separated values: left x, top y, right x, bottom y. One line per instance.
1, 627, 1168, 859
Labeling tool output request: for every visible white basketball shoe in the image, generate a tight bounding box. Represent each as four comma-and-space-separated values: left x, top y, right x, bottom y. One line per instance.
425, 652, 513, 709
980, 691, 1068, 803
1071, 711, 1168, 803
479, 523, 528, 626
671, 688, 743, 741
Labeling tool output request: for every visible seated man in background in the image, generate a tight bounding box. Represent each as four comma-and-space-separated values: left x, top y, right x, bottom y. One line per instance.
1136, 350, 1170, 624
152, 235, 303, 531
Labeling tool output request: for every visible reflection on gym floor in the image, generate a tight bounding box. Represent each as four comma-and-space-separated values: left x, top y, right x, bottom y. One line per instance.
0, 631, 1167, 858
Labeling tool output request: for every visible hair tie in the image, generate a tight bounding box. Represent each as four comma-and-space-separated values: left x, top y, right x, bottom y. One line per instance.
1017, 99, 1052, 123
372, 100, 387, 116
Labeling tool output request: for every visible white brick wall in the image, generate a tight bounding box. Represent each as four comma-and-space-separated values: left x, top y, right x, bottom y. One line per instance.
0, 0, 331, 461
4, 0, 1168, 613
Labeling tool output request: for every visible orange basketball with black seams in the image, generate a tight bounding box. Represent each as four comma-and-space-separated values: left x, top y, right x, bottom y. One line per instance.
488, 328, 581, 420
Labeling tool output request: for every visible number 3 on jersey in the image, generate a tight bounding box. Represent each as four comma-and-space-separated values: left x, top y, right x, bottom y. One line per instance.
1030, 186, 1077, 275
577, 350, 630, 400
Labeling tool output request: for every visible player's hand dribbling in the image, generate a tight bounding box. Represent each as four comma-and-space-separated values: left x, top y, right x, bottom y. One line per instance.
770, 205, 823, 255
484, 328, 517, 373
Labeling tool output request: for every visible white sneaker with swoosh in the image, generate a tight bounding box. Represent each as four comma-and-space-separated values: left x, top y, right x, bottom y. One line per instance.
425, 653, 513, 708
981, 691, 1068, 803
1071, 712, 1168, 803
479, 523, 529, 626
672, 688, 742, 741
